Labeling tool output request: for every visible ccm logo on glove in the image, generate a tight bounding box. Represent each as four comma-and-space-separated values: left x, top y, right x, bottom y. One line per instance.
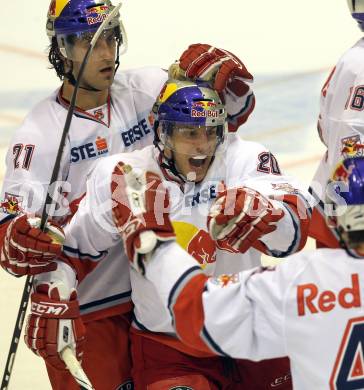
31, 301, 69, 316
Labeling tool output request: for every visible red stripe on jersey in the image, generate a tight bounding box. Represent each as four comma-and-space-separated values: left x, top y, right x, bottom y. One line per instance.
309, 207, 341, 249
173, 273, 214, 355
60, 253, 99, 283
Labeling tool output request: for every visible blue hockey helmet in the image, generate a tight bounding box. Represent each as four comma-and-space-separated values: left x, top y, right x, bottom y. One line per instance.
46, 0, 127, 59
347, 0, 364, 31
331, 157, 364, 236
152, 79, 227, 154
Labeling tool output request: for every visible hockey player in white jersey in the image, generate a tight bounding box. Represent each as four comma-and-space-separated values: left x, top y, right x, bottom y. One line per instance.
309, 0, 364, 248
43, 78, 313, 389
121, 156, 364, 390
0, 1, 163, 388
0, 2, 257, 387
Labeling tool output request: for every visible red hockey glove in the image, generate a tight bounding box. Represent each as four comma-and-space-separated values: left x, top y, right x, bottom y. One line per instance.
111, 163, 176, 273
0, 214, 65, 277
178, 43, 255, 132
208, 187, 284, 253
24, 282, 85, 371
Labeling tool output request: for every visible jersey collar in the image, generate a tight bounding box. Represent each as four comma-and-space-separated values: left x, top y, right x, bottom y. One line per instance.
57, 87, 111, 128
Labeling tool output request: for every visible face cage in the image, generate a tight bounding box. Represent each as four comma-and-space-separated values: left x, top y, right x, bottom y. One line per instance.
56, 19, 127, 60
158, 121, 227, 156
336, 204, 364, 233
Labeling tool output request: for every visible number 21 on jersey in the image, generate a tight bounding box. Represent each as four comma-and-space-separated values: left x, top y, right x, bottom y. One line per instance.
13, 144, 35, 170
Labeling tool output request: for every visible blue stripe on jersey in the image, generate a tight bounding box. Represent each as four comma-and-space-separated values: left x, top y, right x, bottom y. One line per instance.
131, 313, 153, 332
63, 245, 107, 261
80, 290, 132, 311
265, 203, 300, 258
227, 92, 254, 121
167, 266, 203, 310
201, 326, 230, 357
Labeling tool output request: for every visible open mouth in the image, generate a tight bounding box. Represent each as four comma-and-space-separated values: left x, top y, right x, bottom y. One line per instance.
189, 155, 208, 168
100, 66, 113, 74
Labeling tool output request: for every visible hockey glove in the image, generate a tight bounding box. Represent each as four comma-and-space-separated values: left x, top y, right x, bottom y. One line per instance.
177, 43, 255, 132
24, 281, 85, 371
0, 214, 65, 277
111, 163, 176, 273
208, 187, 284, 253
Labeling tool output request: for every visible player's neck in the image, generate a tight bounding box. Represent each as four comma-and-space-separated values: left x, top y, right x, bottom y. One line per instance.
62, 80, 109, 111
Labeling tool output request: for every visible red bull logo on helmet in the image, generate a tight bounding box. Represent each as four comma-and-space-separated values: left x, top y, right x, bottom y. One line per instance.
86, 5, 110, 25
191, 101, 218, 119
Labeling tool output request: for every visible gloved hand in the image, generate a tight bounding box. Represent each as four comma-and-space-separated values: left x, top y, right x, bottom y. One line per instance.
24, 281, 85, 370
175, 43, 255, 132
111, 163, 176, 273
208, 187, 284, 253
0, 214, 64, 276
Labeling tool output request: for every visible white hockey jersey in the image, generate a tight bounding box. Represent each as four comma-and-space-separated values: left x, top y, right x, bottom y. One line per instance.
0, 67, 167, 320
310, 38, 364, 247
63, 136, 311, 352
144, 242, 364, 390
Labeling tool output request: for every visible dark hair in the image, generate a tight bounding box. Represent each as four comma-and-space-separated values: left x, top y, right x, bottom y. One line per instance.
48, 37, 72, 81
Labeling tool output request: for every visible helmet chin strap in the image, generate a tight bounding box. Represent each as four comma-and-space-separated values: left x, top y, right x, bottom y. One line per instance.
66, 70, 103, 92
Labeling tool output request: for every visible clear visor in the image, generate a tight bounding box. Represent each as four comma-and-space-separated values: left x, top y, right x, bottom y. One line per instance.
57, 20, 127, 61
158, 121, 227, 157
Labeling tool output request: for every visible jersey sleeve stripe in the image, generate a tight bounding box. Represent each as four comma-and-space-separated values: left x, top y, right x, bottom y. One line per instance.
169, 270, 216, 355
79, 290, 132, 314
63, 245, 107, 261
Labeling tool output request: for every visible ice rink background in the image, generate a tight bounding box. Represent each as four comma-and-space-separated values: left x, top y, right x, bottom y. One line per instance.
0, 1, 362, 388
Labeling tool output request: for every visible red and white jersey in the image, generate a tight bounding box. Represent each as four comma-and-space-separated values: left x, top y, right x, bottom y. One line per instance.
310, 38, 364, 247
0, 67, 167, 321
145, 242, 364, 390
63, 136, 311, 333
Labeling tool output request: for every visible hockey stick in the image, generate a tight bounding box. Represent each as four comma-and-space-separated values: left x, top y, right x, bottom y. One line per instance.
0, 4, 122, 390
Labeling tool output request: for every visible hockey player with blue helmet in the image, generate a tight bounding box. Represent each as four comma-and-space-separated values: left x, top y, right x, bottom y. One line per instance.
0, 1, 257, 389
122, 153, 364, 389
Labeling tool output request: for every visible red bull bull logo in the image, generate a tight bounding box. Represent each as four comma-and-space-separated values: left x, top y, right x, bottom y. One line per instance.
86, 5, 109, 15
49, 0, 56, 16
333, 162, 355, 184
187, 229, 216, 265
191, 101, 218, 119
86, 5, 109, 25
341, 135, 364, 158
173, 221, 216, 268
0, 193, 23, 215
